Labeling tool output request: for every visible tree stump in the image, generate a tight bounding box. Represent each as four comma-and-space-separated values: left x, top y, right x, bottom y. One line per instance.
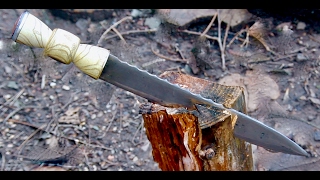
139, 71, 253, 171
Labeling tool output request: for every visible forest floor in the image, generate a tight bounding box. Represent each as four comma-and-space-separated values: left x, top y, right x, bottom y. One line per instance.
0, 9, 320, 171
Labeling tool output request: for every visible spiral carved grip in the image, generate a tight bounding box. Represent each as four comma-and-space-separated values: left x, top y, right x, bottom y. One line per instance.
11, 11, 109, 79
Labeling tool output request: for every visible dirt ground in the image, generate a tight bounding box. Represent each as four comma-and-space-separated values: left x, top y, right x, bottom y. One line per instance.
0, 9, 320, 171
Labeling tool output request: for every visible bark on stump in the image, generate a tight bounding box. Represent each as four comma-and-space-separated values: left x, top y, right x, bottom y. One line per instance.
139, 71, 253, 171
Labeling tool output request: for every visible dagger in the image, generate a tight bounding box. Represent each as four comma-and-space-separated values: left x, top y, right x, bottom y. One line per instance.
11, 11, 308, 156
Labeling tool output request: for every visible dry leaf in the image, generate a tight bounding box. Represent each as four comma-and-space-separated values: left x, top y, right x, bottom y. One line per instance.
248, 21, 271, 51
157, 9, 217, 27
245, 70, 280, 112
218, 71, 280, 112
157, 9, 252, 27
58, 107, 81, 124
219, 9, 253, 27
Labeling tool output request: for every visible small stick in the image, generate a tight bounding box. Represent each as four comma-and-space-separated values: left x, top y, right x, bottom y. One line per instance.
41, 74, 46, 89
201, 13, 218, 37
180, 30, 219, 41
223, 23, 230, 51
16, 124, 47, 154
308, 34, 320, 44
174, 44, 187, 60
142, 58, 166, 68
111, 27, 127, 44
9, 88, 25, 107
227, 29, 247, 47
105, 105, 118, 132
7, 118, 113, 151
100, 21, 127, 44
217, 9, 226, 70
103, 28, 157, 41
3, 105, 38, 123
131, 118, 144, 145
240, 27, 250, 48
97, 16, 133, 46
0, 88, 25, 111
7, 61, 25, 80
151, 46, 188, 62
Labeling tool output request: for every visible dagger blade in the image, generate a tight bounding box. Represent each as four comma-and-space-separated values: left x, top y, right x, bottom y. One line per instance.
99, 54, 308, 157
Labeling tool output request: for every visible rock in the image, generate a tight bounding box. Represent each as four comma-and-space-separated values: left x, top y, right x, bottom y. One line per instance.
4, 66, 12, 73
297, 22, 306, 30
314, 130, 320, 141
131, 9, 143, 17
7, 81, 19, 90
145, 17, 161, 29
50, 82, 56, 88
296, 53, 308, 62
62, 85, 70, 91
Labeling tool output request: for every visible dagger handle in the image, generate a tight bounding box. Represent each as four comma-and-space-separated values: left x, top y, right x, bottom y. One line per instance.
11, 11, 109, 79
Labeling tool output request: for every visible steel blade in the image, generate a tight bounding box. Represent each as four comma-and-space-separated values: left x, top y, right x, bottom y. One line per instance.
99, 54, 220, 109
230, 109, 309, 156
100, 54, 308, 156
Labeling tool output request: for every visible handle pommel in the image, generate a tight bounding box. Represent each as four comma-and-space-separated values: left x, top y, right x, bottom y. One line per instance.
11, 11, 53, 48
11, 11, 109, 79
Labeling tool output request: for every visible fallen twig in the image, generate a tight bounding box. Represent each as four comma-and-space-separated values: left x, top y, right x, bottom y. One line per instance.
180, 30, 219, 41
16, 124, 46, 154
97, 16, 133, 46
151, 46, 188, 63
105, 105, 118, 132
100, 22, 127, 44
174, 44, 187, 61
111, 27, 127, 44
227, 29, 247, 48
201, 13, 217, 37
131, 118, 144, 145
103, 29, 157, 41
3, 105, 38, 123
7, 119, 113, 151
217, 9, 227, 70
0, 88, 25, 112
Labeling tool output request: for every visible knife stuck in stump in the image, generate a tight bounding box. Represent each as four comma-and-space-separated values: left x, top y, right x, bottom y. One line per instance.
11, 11, 308, 158
140, 71, 253, 171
